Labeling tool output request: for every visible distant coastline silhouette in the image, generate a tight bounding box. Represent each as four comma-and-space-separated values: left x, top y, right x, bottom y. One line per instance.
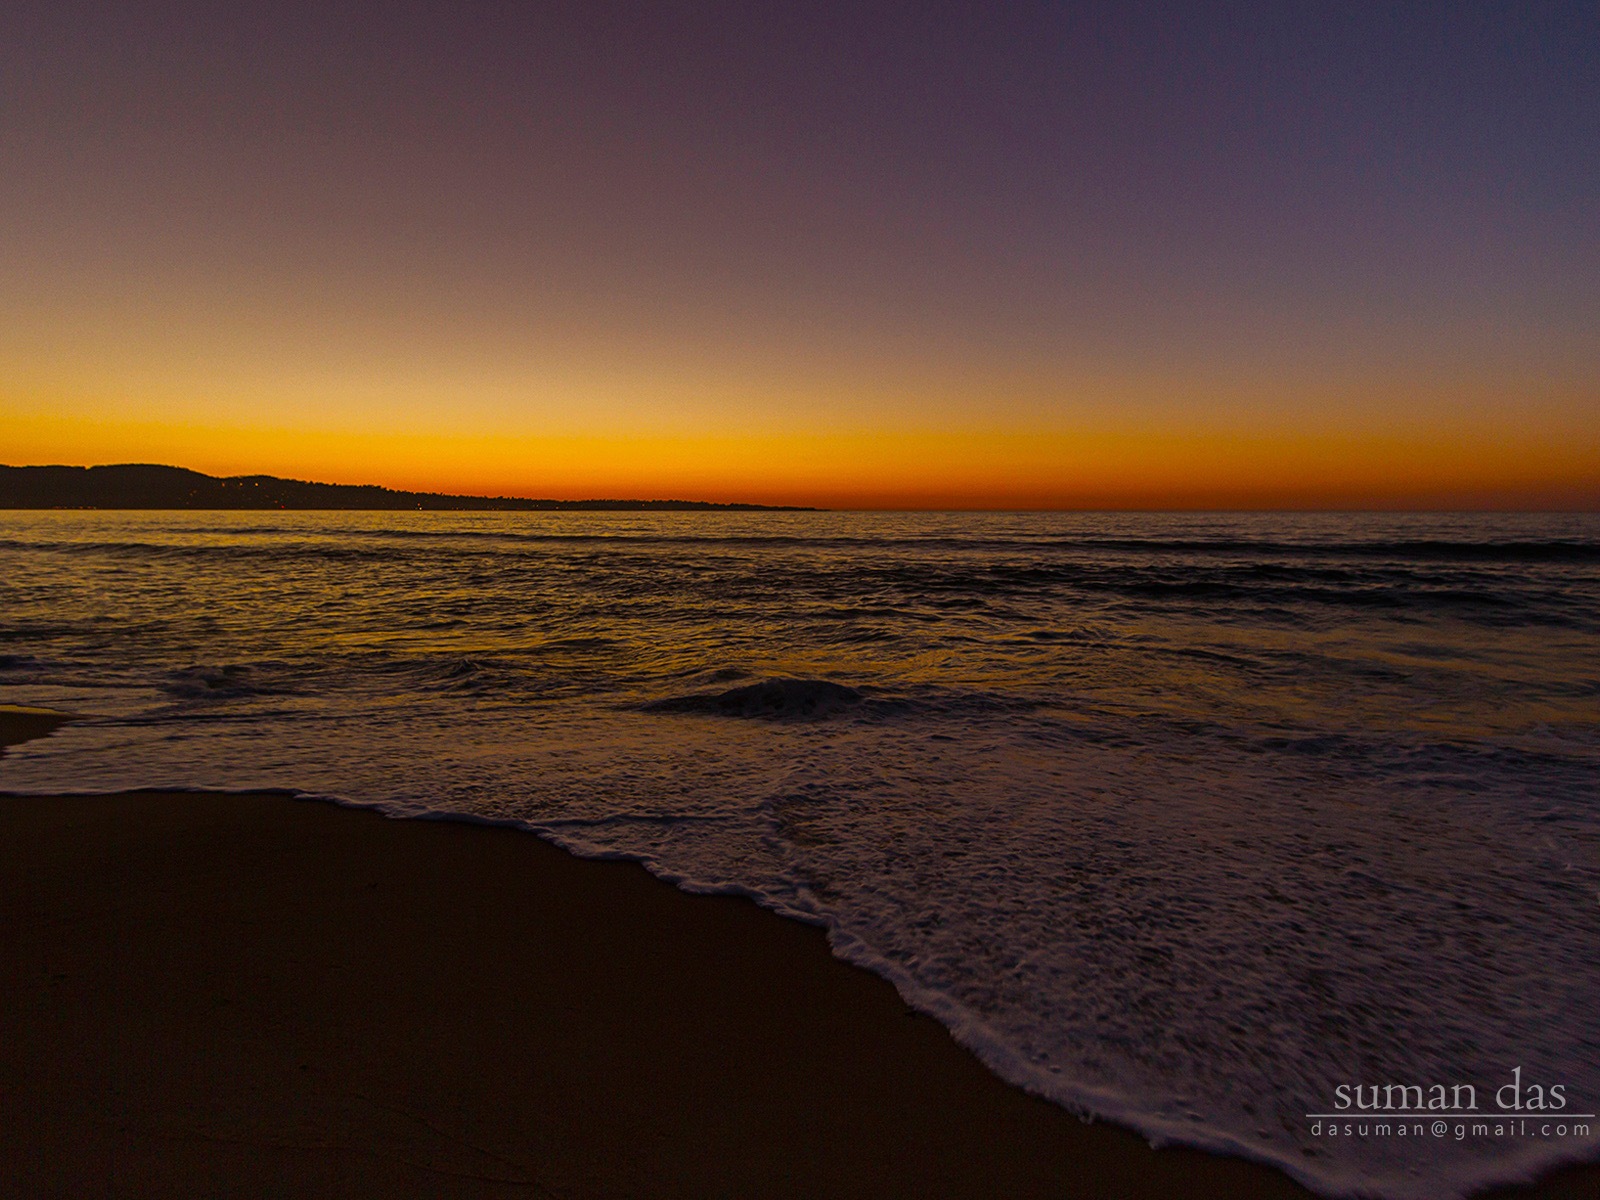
0, 464, 813, 511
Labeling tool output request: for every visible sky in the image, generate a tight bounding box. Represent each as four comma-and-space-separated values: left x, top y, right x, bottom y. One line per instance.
2, 1, 1596, 508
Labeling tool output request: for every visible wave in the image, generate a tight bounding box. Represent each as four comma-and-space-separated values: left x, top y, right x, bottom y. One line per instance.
160, 662, 300, 700
1041, 537, 1600, 562
642, 678, 865, 720
8, 527, 1595, 562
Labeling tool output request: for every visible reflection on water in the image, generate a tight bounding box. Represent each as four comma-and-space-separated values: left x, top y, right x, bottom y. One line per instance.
2, 509, 1597, 1199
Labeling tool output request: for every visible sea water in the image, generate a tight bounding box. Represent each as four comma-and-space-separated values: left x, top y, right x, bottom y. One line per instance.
1, 509, 1596, 1198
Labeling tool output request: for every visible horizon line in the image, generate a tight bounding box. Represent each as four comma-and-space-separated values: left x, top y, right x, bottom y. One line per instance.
3, 462, 1597, 515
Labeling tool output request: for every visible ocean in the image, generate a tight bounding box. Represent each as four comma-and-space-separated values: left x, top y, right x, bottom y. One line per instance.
2, 509, 1596, 1198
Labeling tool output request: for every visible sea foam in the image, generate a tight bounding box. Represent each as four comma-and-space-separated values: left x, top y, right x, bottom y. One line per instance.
2, 508, 1597, 1199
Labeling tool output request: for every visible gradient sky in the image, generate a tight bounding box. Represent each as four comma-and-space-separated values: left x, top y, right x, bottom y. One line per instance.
3, 1, 1596, 507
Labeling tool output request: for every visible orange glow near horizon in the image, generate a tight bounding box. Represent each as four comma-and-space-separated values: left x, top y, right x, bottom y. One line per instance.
4, 8, 1596, 513
7, 402, 1597, 510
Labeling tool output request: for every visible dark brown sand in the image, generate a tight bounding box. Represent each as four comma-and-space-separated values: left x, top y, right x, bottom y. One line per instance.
0, 705, 73, 756
1, 711, 1595, 1198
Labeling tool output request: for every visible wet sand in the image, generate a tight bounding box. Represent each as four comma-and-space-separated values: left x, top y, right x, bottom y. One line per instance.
0, 705, 73, 753
1, 711, 1595, 1197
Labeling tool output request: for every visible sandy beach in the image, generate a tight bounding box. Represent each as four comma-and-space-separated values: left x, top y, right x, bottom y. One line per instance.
0, 705, 73, 751
2, 714, 1596, 1198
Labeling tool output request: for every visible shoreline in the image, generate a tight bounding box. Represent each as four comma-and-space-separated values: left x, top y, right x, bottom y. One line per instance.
0, 705, 74, 754
0, 789, 1596, 1197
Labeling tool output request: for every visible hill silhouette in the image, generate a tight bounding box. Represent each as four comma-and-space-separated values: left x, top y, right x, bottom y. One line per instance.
0, 465, 812, 511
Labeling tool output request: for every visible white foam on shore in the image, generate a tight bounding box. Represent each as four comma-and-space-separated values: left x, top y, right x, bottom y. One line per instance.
3, 508, 1598, 1199
8, 768, 1595, 1200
